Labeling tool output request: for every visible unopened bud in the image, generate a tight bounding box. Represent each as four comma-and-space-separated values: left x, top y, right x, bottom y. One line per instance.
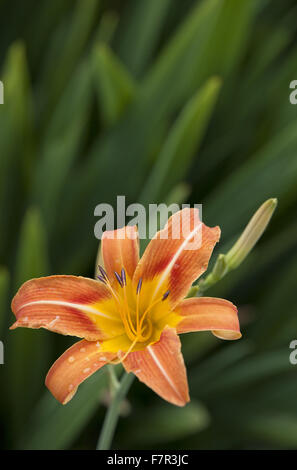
225, 198, 277, 270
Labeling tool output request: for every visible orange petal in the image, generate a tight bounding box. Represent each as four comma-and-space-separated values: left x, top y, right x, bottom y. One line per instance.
46, 339, 115, 404
11, 275, 124, 340
101, 225, 139, 286
133, 208, 220, 309
175, 297, 241, 340
123, 328, 189, 406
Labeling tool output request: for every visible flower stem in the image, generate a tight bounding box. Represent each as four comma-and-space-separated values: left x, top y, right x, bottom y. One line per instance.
107, 364, 120, 396
97, 371, 135, 450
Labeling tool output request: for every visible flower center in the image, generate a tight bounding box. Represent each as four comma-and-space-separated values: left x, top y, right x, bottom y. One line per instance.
97, 266, 169, 345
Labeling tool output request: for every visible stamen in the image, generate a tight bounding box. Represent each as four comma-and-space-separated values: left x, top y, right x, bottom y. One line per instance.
121, 268, 126, 286
138, 292, 170, 332
114, 271, 123, 287
135, 279, 141, 331
110, 337, 139, 365
121, 270, 137, 337
162, 290, 170, 301
136, 278, 142, 295
96, 275, 106, 284
100, 270, 168, 348
137, 318, 153, 342
99, 272, 137, 341
98, 265, 108, 280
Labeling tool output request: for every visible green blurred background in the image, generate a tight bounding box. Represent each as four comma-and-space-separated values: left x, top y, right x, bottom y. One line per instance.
1, 0, 297, 450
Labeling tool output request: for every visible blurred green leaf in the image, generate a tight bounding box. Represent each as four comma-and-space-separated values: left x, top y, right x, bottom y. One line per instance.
190, 341, 252, 390
181, 331, 217, 364
141, 0, 221, 124
0, 42, 34, 159
24, 0, 73, 68
9, 208, 50, 432
95, 10, 118, 45
65, 0, 223, 205
56, 0, 259, 273
57, 0, 262, 274
0, 267, 9, 337
244, 27, 292, 87
1, 0, 297, 451
39, 0, 100, 118
116, 0, 171, 77
205, 119, 297, 238
245, 413, 297, 447
140, 77, 221, 203
14, 208, 49, 289
198, 349, 291, 398
0, 42, 34, 262
252, 253, 297, 346
33, 61, 93, 226
189, 0, 258, 88
121, 401, 210, 446
143, 0, 258, 114
20, 369, 107, 450
198, 198, 277, 294
164, 182, 191, 207
92, 43, 136, 127
206, 217, 297, 300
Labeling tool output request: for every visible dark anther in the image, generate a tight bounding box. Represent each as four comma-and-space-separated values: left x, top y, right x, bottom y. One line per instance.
96, 275, 106, 284
162, 290, 170, 301
121, 268, 127, 286
114, 271, 123, 287
98, 265, 108, 280
136, 278, 143, 295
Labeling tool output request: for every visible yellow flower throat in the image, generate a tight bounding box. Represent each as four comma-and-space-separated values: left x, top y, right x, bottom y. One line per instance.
97, 266, 170, 348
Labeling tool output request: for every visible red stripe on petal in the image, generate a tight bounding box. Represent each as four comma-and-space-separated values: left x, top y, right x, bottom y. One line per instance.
124, 328, 189, 406
133, 208, 220, 308
45, 339, 115, 404
12, 276, 111, 310
175, 297, 241, 340
10, 275, 118, 340
10, 303, 104, 340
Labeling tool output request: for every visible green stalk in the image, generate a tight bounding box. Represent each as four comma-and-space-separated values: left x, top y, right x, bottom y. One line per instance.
97, 371, 135, 450
107, 364, 120, 395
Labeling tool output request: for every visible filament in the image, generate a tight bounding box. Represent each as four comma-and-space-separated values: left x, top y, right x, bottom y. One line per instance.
96, 265, 169, 348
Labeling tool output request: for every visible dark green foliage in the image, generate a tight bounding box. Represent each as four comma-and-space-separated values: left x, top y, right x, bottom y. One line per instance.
0, 0, 296, 450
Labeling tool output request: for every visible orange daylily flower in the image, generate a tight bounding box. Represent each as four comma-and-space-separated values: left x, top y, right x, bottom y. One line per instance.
11, 208, 241, 406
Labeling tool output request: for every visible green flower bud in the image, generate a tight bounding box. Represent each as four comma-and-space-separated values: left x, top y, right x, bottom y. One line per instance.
225, 198, 277, 270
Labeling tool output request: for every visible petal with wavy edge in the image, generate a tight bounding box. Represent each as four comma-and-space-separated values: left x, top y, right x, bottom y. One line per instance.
46, 339, 115, 404
175, 297, 241, 340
